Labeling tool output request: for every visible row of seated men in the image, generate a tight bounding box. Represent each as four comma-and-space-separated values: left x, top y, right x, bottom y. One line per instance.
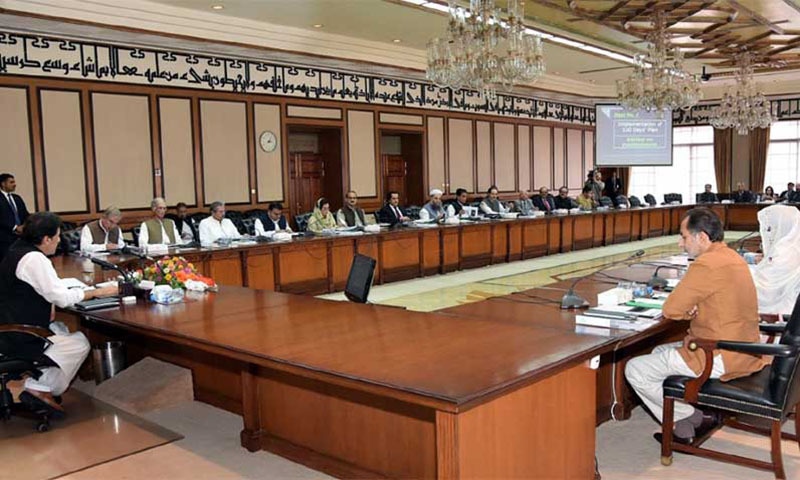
696, 182, 800, 204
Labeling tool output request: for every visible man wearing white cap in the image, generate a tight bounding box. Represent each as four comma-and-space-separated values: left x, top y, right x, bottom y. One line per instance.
419, 188, 445, 221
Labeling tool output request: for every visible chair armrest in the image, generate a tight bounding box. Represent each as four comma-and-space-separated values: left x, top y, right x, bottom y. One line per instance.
0, 324, 51, 338
759, 322, 787, 335
716, 341, 796, 357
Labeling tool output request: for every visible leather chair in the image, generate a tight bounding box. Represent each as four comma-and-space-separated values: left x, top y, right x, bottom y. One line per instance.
244, 209, 269, 227
599, 196, 613, 208
659, 293, 800, 479
629, 196, 642, 208
405, 206, 421, 220
0, 325, 61, 432
58, 229, 81, 255
61, 221, 78, 232
614, 195, 629, 208
225, 211, 247, 235
130, 226, 141, 246
644, 194, 657, 206
294, 212, 312, 232
663, 193, 683, 204
240, 217, 256, 236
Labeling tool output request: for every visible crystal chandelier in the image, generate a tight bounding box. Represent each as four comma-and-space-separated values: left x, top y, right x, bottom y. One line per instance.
616, 9, 702, 112
710, 51, 774, 134
426, 0, 545, 102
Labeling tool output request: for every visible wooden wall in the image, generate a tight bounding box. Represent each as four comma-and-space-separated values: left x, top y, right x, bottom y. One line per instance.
0, 78, 593, 225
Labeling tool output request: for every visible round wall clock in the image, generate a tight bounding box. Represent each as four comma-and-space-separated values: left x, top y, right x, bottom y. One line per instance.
259, 130, 278, 152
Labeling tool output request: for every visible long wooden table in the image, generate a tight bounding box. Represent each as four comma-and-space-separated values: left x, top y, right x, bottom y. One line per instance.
153, 203, 768, 294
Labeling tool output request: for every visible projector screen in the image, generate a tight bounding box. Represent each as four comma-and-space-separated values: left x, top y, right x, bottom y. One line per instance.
595, 104, 673, 166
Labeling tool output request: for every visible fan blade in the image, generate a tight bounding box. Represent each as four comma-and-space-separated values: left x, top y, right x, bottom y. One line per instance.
579, 65, 634, 74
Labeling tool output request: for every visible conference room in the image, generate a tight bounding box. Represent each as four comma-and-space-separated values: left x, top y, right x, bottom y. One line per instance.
2, 1, 800, 479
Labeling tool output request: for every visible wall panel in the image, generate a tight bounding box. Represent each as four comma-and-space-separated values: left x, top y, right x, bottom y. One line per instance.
517, 125, 531, 193
347, 110, 377, 197
447, 118, 474, 193
532, 126, 552, 190
40, 90, 86, 212
159, 97, 196, 205
254, 103, 284, 202
553, 127, 565, 190
567, 129, 584, 190
92, 93, 153, 209
584, 131, 594, 177
0, 87, 34, 207
427, 117, 445, 192
493, 123, 515, 192
476, 121, 492, 192
200, 100, 249, 204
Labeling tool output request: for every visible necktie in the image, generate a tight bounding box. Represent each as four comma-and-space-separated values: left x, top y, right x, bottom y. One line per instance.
544, 198, 550, 211
6, 194, 20, 225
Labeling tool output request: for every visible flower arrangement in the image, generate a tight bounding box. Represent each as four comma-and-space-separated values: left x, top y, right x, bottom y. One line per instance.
135, 256, 215, 289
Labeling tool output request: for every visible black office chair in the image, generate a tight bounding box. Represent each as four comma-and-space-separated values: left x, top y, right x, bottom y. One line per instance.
659, 292, 800, 479
130, 226, 141, 246
345, 254, 376, 304
58, 229, 81, 255
0, 325, 61, 432
244, 209, 269, 228
405, 206, 421, 220
644, 194, 657, 206
61, 221, 78, 232
629, 196, 642, 208
469, 200, 483, 208
240, 217, 256, 236
614, 195, 629, 208
294, 212, 312, 232
599, 196, 613, 208
225, 211, 247, 235
663, 193, 683, 204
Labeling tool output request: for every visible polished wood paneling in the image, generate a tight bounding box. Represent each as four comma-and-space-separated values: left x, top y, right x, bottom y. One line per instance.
245, 249, 275, 291
330, 240, 356, 290
613, 210, 633, 243
460, 223, 492, 269
421, 229, 440, 276
572, 215, 594, 250
277, 242, 329, 293
726, 204, 759, 230
441, 228, 460, 273
507, 222, 522, 261
379, 231, 421, 282
491, 222, 509, 263
209, 250, 244, 287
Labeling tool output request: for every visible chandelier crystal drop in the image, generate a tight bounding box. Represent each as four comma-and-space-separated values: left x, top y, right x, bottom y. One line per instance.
710, 51, 774, 135
426, 0, 545, 102
616, 9, 702, 112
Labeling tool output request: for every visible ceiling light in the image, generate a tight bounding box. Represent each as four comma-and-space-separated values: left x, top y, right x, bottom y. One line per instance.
313, 23, 324, 28
211, 4, 224, 10
392, 39, 402, 43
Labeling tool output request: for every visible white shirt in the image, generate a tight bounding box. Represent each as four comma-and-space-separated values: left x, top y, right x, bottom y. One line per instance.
388, 205, 404, 221
254, 218, 292, 236
138, 219, 185, 247
16, 251, 85, 308
336, 208, 364, 227
199, 217, 241, 246
445, 202, 468, 218
2, 190, 20, 230
480, 199, 508, 214
80, 223, 126, 253
179, 221, 194, 242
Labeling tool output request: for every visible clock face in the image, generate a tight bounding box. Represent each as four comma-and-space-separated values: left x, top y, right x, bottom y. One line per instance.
259, 130, 278, 152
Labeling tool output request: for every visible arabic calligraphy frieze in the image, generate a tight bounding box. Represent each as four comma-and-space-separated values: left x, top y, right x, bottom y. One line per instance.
673, 98, 800, 126
0, 31, 595, 125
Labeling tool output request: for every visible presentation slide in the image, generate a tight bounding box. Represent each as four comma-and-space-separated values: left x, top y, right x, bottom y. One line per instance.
595, 105, 672, 166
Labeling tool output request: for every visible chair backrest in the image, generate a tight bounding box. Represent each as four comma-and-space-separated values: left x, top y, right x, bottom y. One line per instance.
294, 212, 312, 232
469, 199, 482, 208
629, 195, 642, 207
644, 194, 657, 206
61, 221, 78, 232
190, 212, 209, 225
405, 206, 421, 220
345, 254, 376, 303
614, 195, 628, 207
130, 226, 141, 246
59, 229, 81, 255
599, 196, 613, 207
241, 217, 256, 236
769, 292, 800, 417
664, 193, 683, 204
244, 209, 269, 226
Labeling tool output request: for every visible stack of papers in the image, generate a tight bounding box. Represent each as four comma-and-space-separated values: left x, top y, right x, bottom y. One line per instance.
575, 304, 662, 331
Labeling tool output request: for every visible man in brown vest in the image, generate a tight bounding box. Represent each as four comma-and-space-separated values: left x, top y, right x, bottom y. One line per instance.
336, 190, 367, 227
138, 197, 183, 247
80, 206, 125, 253
625, 208, 767, 444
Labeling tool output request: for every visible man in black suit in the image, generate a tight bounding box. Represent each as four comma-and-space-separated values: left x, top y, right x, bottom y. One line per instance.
605, 170, 623, 198
731, 182, 755, 203
697, 184, 719, 203
779, 182, 795, 201
554, 186, 576, 209
0, 173, 31, 261
532, 186, 555, 213
377, 191, 410, 226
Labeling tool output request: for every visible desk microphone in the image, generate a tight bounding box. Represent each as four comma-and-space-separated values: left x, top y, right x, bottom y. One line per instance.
733, 231, 759, 255
121, 244, 153, 261
90, 257, 132, 282
560, 249, 645, 309
647, 264, 687, 289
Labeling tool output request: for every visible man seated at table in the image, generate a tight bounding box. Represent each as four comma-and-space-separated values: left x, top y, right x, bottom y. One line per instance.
198, 201, 241, 246
532, 186, 555, 213
138, 197, 185, 247
336, 190, 367, 227
419, 189, 445, 221
779, 182, 795, 201
697, 184, 719, 203
513, 191, 535, 216
625, 208, 767, 444
0, 212, 118, 413
576, 186, 595, 210
444, 188, 470, 218
255, 202, 292, 235
377, 191, 410, 226
479, 186, 508, 215
731, 182, 755, 203
554, 186, 577, 210
169, 202, 195, 242
80, 206, 125, 253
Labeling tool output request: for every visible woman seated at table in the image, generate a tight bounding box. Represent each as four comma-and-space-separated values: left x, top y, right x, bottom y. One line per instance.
751, 204, 800, 315
760, 185, 778, 202
307, 197, 337, 234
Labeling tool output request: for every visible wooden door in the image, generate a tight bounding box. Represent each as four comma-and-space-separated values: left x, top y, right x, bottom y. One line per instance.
382, 154, 406, 201
291, 153, 325, 214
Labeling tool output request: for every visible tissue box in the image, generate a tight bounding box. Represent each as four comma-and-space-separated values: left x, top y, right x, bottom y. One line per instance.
597, 287, 633, 306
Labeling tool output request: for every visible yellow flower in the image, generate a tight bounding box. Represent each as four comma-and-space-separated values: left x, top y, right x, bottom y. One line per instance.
165, 274, 173, 281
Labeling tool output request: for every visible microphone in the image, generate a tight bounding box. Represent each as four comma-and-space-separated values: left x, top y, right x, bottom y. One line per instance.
733, 231, 759, 255
561, 249, 646, 309
90, 257, 131, 282
121, 244, 153, 261
647, 264, 687, 289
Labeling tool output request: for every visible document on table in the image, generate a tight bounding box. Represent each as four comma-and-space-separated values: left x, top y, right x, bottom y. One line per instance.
60, 278, 94, 291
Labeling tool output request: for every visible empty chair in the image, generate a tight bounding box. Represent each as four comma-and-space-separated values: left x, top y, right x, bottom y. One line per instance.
405, 206, 421, 220
345, 254, 376, 303
58, 229, 81, 255
644, 194, 657, 206
294, 212, 312, 232
614, 195, 629, 208
599, 196, 613, 208
663, 193, 683, 204
629, 196, 642, 208
240, 217, 256, 236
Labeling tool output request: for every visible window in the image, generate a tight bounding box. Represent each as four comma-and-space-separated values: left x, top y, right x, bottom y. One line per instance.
764, 120, 800, 196
628, 126, 716, 204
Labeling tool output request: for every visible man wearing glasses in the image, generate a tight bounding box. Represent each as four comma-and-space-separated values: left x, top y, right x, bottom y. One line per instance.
80, 206, 126, 253
337, 190, 367, 227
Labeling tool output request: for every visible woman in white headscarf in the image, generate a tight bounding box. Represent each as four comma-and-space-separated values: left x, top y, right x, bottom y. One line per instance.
751, 204, 800, 315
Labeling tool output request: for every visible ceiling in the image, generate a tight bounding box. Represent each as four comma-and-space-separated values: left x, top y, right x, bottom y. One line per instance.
3, 0, 800, 102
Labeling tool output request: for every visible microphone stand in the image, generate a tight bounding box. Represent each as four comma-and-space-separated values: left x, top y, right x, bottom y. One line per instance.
561, 249, 646, 309
734, 231, 759, 255
90, 257, 133, 296
647, 264, 687, 289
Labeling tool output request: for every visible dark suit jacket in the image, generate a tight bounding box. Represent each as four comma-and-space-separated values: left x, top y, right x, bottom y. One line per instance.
377, 204, 405, 226
0, 192, 30, 257
532, 195, 555, 212
732, 190, 755, 203
605, 177, 623, 198
259, 215, 288, 231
